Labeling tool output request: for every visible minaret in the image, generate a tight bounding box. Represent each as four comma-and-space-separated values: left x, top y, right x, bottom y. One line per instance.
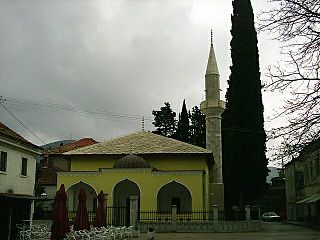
200, 30, 225, 210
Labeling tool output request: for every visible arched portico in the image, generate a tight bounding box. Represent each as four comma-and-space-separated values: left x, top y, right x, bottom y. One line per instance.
111, 179, 140, 226
157, 181, 192, 212
113, 179, 140, 207
66, 181, 97, 211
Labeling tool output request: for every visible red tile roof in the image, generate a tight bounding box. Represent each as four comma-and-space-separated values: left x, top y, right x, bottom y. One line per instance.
44, 138, 97, 154
0, 121, 42, 150
38, 138, 97, 185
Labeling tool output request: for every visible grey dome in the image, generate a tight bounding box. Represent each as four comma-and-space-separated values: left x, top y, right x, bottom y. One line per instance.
113, 154, 150, 168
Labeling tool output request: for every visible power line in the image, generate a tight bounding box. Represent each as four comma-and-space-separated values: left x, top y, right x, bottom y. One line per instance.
0, 101, 47, 144
2, 96, 269, 135
3, 96, 153, 122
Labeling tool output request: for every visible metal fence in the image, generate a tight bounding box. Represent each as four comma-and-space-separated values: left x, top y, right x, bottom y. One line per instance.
67, 206, 130, 226
34, 206, 129, 227
34, 208, 252, 225
106, 206, 128, 226
139, 210, 247, 222
139, 211, 172, 222
68, 211, 96, 223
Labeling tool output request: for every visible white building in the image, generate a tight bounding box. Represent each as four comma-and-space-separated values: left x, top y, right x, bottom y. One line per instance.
0, 121, 42, 240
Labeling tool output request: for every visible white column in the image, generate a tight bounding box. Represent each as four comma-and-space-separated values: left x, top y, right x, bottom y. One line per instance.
129, 195, 139, 226
172, 205, 177, 222
245, 205, 251, 221
213, 205, 219, 220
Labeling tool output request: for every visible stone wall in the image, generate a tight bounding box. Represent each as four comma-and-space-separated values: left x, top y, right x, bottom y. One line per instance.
138, 220, 262, 233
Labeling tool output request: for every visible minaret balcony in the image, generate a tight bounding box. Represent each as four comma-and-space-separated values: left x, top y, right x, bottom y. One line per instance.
200, 99, 225, 110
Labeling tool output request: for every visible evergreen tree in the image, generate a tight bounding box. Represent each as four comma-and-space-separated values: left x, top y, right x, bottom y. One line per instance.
175, 100, 190, 143
152, 102, 177, 137
222, 0, 268, 210
190, 106, 206, 148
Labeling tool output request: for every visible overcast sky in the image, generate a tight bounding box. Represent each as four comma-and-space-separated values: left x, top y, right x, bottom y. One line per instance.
0, 0, 283, 158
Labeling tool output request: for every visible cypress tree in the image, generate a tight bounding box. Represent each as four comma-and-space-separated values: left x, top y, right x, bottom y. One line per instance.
222, 0, 268, 210
190, 106, 206, 148
176, 100, 190, 143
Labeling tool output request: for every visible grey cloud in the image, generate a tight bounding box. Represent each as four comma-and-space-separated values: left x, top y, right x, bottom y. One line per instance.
0, 0, 279, 147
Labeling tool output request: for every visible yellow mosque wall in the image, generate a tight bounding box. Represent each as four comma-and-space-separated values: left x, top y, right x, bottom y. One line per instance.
70, 154, 208, 171
58, 154, 211, 210
70, 155, 116, 171
58, 169, 206, 210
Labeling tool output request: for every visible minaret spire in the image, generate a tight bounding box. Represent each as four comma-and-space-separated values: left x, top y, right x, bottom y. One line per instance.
206, 32, 219, 76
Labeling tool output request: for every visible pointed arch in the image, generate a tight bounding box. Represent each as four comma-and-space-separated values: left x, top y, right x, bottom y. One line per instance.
157, 181, 192, 212
111, 178, 141, 197
112, 179, 140, 207
66, 180, 98, 195
66, 181, 97, 211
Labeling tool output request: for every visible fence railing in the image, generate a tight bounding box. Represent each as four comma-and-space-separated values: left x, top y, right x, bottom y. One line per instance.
34, 208, 251, 224
139, 210, 247, 222
139, 211, 172, 222
68, 211, 96, 223
106, 206, 128, 226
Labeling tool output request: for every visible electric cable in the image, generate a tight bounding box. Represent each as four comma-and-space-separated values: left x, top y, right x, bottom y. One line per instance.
0, 102, 47, 144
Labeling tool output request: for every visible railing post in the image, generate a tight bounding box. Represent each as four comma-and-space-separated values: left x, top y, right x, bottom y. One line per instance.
213, 205, 219, 220
172, 205, 177, 222
172, 205, 177, 232
130, 195, 139, 226
245, 205, 251, 221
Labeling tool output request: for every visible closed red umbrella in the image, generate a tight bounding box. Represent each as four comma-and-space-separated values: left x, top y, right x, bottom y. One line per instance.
51, 184, 70, 240
94, 191, 106, 227
74, 188, 90, 231
50, 191, 60, 240
58, 184, 70, 235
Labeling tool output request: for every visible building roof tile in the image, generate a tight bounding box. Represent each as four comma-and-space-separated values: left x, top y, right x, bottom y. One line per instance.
0, 121, 42, 151
64, 131, 212, 155
45, 138, 97, 154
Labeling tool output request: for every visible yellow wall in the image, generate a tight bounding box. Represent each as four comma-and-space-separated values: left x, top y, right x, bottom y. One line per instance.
148, 155, 207, 171
71, 154, 208, 171
58, 169, 206, 210
71, 155, 116, 171
61, 153, 210, 210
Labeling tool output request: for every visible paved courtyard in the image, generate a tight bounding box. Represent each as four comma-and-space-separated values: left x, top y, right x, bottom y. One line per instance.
136, 222, 320, 240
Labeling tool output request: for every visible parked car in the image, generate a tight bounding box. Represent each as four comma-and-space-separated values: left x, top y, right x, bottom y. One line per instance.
261, 212, 281, 221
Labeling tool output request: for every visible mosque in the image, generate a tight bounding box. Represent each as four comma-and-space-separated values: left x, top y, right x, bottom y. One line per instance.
57, 35, 225, 216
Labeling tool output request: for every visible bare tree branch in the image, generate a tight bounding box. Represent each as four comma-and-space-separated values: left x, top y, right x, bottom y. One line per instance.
258, 0, 320, 163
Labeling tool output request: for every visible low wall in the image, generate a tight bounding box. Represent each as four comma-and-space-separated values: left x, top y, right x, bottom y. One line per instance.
137, 220, 262, 233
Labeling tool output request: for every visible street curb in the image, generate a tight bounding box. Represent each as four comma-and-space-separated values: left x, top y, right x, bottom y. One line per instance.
282, 221, 320, 230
